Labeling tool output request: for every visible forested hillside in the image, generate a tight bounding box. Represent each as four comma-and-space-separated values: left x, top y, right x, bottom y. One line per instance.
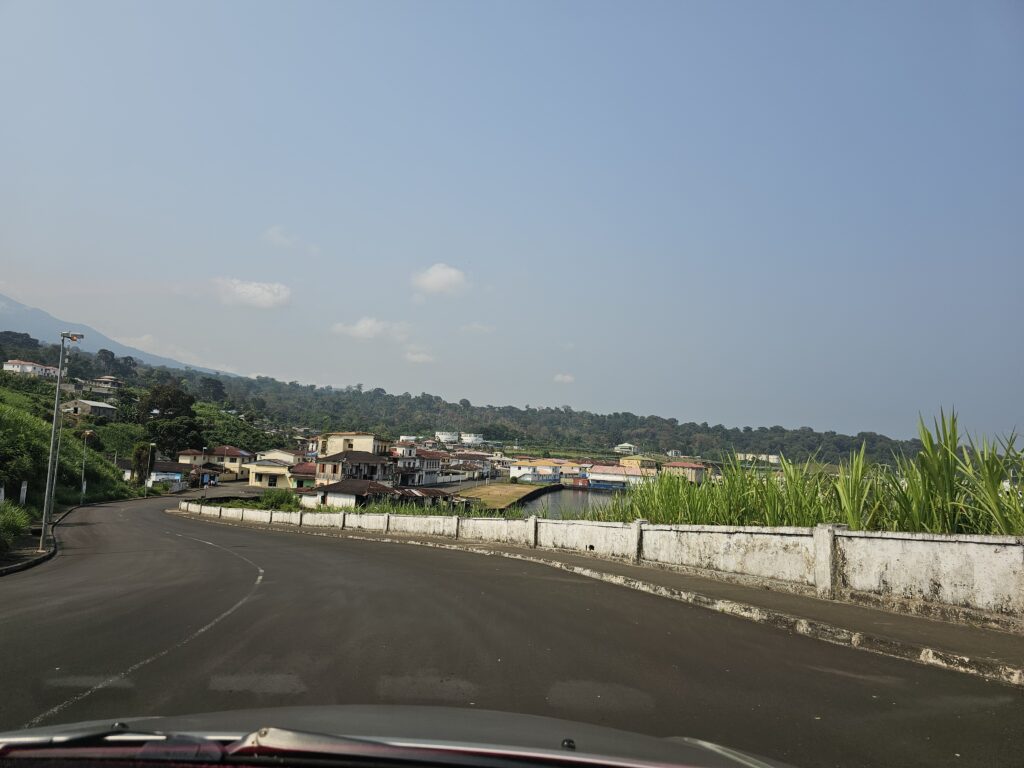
0, 332, 922, 463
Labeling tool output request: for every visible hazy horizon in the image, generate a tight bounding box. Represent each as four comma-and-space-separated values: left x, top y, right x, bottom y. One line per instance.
2, 1, 1021, 440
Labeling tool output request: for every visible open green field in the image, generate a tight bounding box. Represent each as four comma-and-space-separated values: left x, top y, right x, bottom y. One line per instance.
458, 482, 546, 510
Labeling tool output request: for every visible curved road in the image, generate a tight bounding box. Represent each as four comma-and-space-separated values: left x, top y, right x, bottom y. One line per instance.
1, 495, 1021, 767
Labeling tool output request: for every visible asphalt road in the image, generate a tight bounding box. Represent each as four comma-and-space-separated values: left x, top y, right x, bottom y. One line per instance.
1, 495, 1021, 768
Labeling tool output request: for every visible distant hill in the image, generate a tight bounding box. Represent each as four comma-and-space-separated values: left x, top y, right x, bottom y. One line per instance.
0, 292, 216, 373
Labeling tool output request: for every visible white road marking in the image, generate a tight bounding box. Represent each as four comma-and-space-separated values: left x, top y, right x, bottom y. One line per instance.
209, 674, 306, 694
46, 676, 134, 689
25, 534, 265, 727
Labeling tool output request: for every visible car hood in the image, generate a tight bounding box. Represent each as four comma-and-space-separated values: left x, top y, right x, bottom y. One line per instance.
0, 705, 794, 768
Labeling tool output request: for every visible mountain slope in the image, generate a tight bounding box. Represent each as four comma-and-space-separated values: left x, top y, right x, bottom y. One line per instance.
0, 292, 215, 372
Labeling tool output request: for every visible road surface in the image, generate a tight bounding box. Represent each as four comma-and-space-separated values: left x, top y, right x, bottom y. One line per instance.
1, 495, 1021, 767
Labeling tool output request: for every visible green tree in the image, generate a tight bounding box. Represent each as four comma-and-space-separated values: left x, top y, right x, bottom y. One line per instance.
195, 376, 227, 403
145, 417, 202, 457
139, 382, 196, 422
131, 442, 156, 483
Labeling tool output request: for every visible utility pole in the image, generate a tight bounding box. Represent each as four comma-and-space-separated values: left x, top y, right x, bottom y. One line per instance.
39, 331, 83, 552
142, 442, 156, 498
79, 429, 94, 506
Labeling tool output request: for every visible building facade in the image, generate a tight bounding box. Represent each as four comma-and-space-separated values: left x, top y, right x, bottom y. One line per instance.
4, 359, 58, 377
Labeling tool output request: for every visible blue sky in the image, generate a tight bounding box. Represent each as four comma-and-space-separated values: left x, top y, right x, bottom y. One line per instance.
1, 0, 1021, 438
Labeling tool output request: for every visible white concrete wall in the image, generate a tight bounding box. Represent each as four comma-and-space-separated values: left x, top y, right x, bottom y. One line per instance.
220, 508, 242, 520
300, 494, 320, 509
459, 518, 534, 546
642, 525, 816, 586
388, 515, 457, 537
301, 512, 344, 528
242, 509, 272, 524
537, 519, 635, 558
837, 530, 1024, 616
344, 513, 387, 531
271, 511, 302, 526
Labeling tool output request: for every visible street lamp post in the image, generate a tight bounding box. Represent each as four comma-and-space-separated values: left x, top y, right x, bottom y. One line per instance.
39, 331, 83, 552
79, 429, 95, 506
142, 442, 156, 498
202, 446, 208, 500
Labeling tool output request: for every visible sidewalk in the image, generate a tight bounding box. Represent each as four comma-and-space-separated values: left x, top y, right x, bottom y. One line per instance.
170, 509, 1024, 687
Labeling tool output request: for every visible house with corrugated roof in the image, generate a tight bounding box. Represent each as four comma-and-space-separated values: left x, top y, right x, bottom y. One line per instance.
177, 445, 255, 480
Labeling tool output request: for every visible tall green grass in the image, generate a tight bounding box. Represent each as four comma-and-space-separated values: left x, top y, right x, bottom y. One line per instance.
589, 411, 1023, 536
0, 500, 32, 553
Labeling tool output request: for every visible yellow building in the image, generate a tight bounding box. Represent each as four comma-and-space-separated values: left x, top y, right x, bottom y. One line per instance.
619, 455, 659, 469
317, 432, 391, 456
663, 462, 706, 484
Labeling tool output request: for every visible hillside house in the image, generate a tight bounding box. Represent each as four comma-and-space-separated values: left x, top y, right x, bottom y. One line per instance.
63, 399, 117, 419
85, 375, 122, 394
316, 450, 395, 486
257, 448, 306, 464
613, 442, 639, 455
318, 432, 391, 456
4, 359, 58, 377
178, 445, 255, 480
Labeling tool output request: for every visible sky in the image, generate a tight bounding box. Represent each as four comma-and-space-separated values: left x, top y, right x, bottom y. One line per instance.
1, 0, 1021, 439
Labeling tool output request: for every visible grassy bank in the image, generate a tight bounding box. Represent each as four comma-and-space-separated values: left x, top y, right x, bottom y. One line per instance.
457, 481, 554, 510
588, 412, 1022, 536
0, 400, 135, 520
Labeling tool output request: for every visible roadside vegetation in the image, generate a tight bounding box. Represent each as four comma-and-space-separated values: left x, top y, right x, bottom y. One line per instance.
590, 412, 1022, 536
0, 500, 32, 553
0, 381, 135, 517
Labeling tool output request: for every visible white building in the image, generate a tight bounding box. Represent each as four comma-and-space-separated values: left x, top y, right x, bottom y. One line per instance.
508, 460, 562, 484
399, 435, 421, 443
460, 433, 484, 445
737, 453, 781, 465
435, 431, 460, 444
613, 442, 639, 455
4, 359, 58, 377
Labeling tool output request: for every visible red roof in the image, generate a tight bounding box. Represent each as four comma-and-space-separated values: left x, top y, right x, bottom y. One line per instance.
289, 462, 317, 476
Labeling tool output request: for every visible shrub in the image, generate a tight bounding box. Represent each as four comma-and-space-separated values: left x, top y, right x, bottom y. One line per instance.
0, 501, 32, 553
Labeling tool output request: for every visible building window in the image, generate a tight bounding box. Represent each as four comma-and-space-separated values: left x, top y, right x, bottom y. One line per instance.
255, 473, 263, 482
268, 475, 277, 487
229, 457, 237, 463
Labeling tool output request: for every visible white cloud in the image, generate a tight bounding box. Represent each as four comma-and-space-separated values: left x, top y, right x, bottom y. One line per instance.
460, 321, 495, 335
332, 317, 410, 342
213, 277, 292, 308
412, 263, 468, 295
553, 373, 575, 384
263, 225, 320, 256
404, 346, 435, 364
263, 225, 299, 248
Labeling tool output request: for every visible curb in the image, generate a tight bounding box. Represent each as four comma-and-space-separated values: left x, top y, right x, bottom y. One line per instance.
0, 505, 84, 578
0, 506, 77, 578
167, 509, 1024, 689
0, 543, 57, 577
